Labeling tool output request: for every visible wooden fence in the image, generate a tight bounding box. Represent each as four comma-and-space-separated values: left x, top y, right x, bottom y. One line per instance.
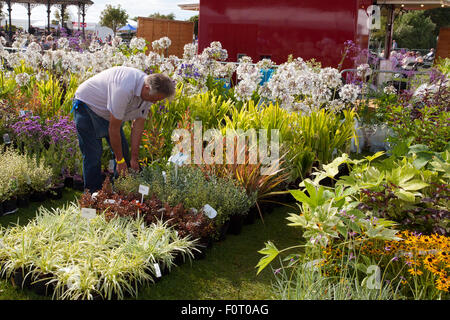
136, 17, 194, 58
436, 27, 450, 60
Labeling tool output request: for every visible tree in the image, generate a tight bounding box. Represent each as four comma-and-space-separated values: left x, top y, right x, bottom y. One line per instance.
424, 7, 450, 41
394, 11, 437, 49
52, 9, 70, 26
189, 15, 198, 37
148, 12, 175, 20
132, 12, 175, 22
99, 4, 129, 36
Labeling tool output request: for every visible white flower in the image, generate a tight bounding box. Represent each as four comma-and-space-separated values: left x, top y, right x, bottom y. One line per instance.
319, 67, 342, 89
88, 40, 101, 52
159, 37, 172, 49
15, 73, 31, 86
384, 85, 397, 95
202, 41, 228, 61
36, 71, 49, 82
413, 83, 439, 98
152, 37, 171, 52
26, 42, 42, 53
57, 37, 69, 49
183, 43, 198, 60
238, 55, 253, 64
111, 36, 123, 47
339, 84, 360, 103
130, 37, 147, 51
357, 63, 372, 77
235, 78, 257, 101
256, 59, 275, 70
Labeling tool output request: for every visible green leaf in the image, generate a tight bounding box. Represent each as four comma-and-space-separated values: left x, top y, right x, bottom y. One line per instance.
408, 144, 431, 154
256, 241, 280, 275
413, 155, 432, 170
394, 189, 416, 202
365, 151, 385, 163
289, 190, 311, 206
286, 213, 307, 227
401, 180, 429, 191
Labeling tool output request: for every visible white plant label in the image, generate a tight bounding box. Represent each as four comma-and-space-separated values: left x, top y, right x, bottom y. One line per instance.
154, 263, 162, 278
81, 208, 96, 220
3, 133, 11, 144
108, 159, 115, 172
139, 184, 149, 203
162, 171, 167, 183
104, 199, 116, 204
139, 185, 149, 195
203, 204, 217, 219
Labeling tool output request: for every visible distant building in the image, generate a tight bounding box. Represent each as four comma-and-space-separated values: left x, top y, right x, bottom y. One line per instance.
179, 0, 372, 68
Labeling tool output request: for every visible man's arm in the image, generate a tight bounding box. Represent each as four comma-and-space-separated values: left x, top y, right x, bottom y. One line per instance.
109, 114, 127, 175
130, 117, 146, 171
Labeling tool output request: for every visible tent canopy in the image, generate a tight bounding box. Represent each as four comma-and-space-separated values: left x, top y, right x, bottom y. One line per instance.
118, 24, 137, 32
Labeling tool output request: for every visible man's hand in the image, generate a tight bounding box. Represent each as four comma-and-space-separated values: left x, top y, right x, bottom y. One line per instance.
117, 161, 128, 176
109, 114, 125, 167
131, 118, 146, 171
130, 158, 140, 172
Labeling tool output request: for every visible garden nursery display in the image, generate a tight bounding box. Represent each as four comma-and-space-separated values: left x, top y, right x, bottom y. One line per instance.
0, 33, 448, 300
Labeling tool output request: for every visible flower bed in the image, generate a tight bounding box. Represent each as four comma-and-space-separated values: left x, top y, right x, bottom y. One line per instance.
80, 165, 255, 242
0, 203, 196, 300
0, 148, 53, 215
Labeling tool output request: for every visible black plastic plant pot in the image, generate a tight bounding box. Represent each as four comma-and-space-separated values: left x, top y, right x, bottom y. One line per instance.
47, 184, 64, 200
193, 237, 212, 260
217, 220, 230, 242
244, 206, 258, 225
160, 262, 170, 276
228, 214, 244, 235
2, 198, 18, 216
64, 176, 74, 188
0, 203, 4, 217
17, 194, 30, 208
73, 178, 84, 191
30, 191, 47, 203
30, 274, 56, 296
11, 268, 32, 289
174, 252, 187, 266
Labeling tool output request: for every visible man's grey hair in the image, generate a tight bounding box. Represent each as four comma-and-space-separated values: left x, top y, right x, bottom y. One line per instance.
145, 73, 176, 100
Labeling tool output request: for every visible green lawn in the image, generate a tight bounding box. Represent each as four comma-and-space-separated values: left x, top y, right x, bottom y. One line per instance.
0, 189, 302, 300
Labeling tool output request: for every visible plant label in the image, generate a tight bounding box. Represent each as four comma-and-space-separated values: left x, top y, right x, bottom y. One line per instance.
108, 160, 115, 172
139, 185, 149, 195
203, 204, 217, 219
81, 208, 96, 220
154, 263, 162, 278
104, 199, 116, 204
3, 133, 11, 144
26, 175, 31, 185
162, 171, 167, 183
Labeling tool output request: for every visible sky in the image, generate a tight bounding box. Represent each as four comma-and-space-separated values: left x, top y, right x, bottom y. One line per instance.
3, 0, 198, 25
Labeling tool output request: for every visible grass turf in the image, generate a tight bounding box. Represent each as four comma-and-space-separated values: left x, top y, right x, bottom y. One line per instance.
0, 189, 302, 300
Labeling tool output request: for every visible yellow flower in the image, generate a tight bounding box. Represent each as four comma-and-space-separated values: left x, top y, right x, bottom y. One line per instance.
408, 268, 423, 276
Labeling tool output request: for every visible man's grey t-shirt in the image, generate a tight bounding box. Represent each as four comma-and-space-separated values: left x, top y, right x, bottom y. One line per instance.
75, 66, 151, 121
